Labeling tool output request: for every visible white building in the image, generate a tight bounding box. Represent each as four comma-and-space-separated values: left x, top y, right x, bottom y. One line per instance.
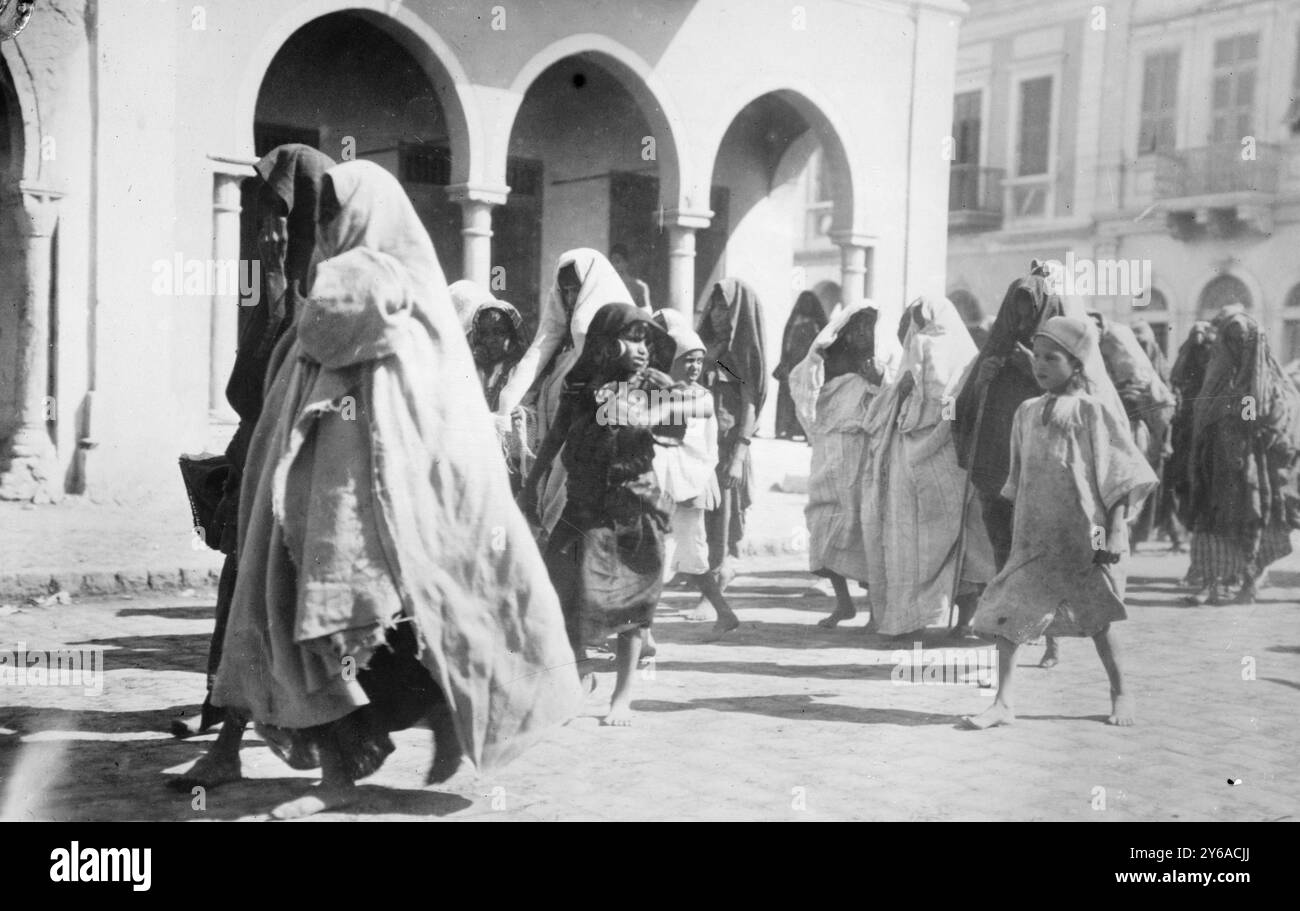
0, 0, 962, 501
948, 0, 1300, 359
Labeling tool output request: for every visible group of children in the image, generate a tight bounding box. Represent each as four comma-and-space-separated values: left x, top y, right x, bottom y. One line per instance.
460, 253, 1173, 732
182, 149, 1252, 816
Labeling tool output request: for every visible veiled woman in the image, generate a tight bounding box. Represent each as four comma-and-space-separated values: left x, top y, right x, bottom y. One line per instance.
695, 279, 768, 602
773, 291, 827, 439
1184, 311, 1300, 604
494, 249, 634, 533
788, 301, 899, 628
862, 296, 994, 639
171, 143, 334, 745
1167, 320, 1216, 582
207, 161, 579, 817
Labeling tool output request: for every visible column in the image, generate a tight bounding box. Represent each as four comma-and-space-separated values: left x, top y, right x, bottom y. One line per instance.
0, 184, 64, 502
445, 183, 509, 288
209, 170, 243, 419
831, 231, 872, 307
660, 207, 712, 317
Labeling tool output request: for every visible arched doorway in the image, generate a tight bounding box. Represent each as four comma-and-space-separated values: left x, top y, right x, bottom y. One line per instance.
502, 52, 680, 333
706, 90, 854, 402
1198, 273, 1252, 318
253, 12, 464, 277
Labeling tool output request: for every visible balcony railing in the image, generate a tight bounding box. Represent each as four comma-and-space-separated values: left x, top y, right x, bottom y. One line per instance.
948, 164, 1004, 231
1154, 142, 1280, 199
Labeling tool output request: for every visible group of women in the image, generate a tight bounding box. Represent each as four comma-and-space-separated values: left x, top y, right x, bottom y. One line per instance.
170, 142, 1300, 813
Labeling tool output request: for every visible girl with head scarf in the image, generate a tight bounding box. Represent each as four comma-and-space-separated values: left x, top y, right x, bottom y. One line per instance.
965, 316, 1157, 730
651, 310, 740, 635
773, 291, 828, 440
171, 144, 334, 756
497, 250, 634, 533
208, 161, 579, 817
954, 263, 1128, 667
690, 280, 767, 620
788, 301, 901, 628
1184, 311, 1300, 604
525, 302, 706, 724
861, 296, 995, 638
464, 287, 529, 492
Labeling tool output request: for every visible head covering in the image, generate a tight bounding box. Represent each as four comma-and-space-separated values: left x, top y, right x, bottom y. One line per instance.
226, 144, 335, 424
493, 249, 633, 418
254, 144, 334, 300
1189, 311, 1300, 535
1130, 318, 1169, 384
1170, 320, 1215, 398
215, 159, 578, 773
567, 302, 670, 388
449, 279, 498, 333
1193, 312, 1300, 440
653, 308, 705, 361
467, 297, 526, 363
1035, 315, 1093, 363
865, 295, 972, 438
788, 300, 902, 432
783, 290, 828, 350
698, 279, 769, 417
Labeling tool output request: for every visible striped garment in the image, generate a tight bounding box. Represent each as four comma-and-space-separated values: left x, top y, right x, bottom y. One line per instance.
1188, 527, 1293, 583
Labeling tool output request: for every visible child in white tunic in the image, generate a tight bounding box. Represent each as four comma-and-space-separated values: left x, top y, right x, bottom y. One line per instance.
653, 322, 738, 636
966, 316, 1156, 729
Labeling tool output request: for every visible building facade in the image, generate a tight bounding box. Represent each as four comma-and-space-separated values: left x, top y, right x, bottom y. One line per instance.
0, 0, 962, 501
948, 0, 1300, 359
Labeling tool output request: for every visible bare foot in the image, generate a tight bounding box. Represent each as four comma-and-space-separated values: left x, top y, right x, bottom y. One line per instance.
269, 783, 357, 820
640, 630, 658, 660
1107, 693, 1136, 726
708, 614, 740, 639
1039, 642, 1059, 669
961, 703, 1015, 730
601, 704, 633, 727
681, 603, 712, 622
426, 752, 463, 785
817, 607, 856, 628
166, 751, 242, 791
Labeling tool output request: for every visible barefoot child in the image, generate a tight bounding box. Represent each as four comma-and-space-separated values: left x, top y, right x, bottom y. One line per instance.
527, 303, 705, 725
652, 319, 740, 636
965, 316, 1156, 729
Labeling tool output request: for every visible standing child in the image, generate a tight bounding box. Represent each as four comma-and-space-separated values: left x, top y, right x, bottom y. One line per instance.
653, 319, 740, 636
965, 316, 1157, 729
526, 303, 703, 725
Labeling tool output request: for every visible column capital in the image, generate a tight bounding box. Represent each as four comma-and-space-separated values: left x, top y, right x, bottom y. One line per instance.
445, 182, 510, 208
2, 183, 65, 238
658, 207, 713, 231
829, 229, 877, 249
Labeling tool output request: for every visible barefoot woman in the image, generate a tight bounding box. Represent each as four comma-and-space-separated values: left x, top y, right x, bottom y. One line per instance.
208, 161, 579, 817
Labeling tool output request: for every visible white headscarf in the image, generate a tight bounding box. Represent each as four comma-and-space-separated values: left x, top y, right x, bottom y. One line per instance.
788, 300, 903, 433
494, 248, 633, 417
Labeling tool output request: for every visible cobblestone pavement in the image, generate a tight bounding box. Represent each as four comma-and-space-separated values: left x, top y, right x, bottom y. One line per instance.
1, 548, 1297, 822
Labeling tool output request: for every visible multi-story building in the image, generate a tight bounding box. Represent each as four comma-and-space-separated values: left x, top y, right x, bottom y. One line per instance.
947, 0, 1300, 360
0, 0, 962, 500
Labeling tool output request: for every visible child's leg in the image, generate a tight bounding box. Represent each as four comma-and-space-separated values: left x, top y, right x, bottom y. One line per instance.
1092, 624, 1135, 726
963, 637, 1018, 729
697, 572, 739, 636
1040, 635, 1060, 668
603, 627, 645, 726
816, 572, 856, 627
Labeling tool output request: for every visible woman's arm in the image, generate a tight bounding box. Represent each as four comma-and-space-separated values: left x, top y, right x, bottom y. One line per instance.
521, 394, 572, 520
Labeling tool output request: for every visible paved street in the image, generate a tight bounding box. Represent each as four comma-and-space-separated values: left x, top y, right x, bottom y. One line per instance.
1, 548, 1297, 822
